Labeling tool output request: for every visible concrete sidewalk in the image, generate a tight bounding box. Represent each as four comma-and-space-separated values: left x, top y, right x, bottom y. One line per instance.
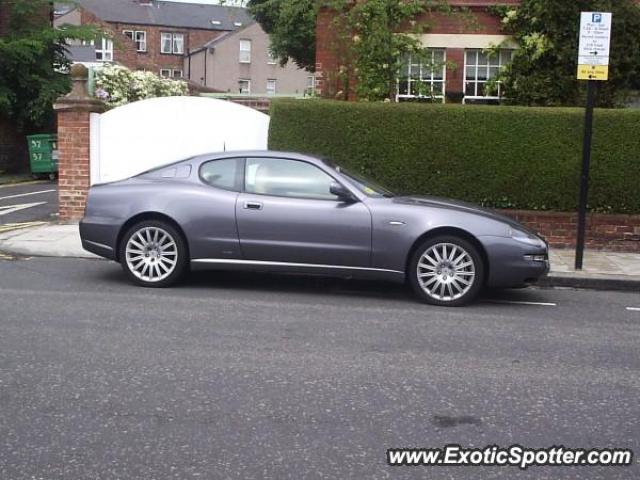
0, 223, 639, 290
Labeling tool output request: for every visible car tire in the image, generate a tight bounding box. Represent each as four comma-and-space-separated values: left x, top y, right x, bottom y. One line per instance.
119, 220, 187, 288
408, 235, 485, 307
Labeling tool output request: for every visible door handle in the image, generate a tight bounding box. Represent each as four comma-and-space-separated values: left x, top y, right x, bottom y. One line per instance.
244, 201, 263, 210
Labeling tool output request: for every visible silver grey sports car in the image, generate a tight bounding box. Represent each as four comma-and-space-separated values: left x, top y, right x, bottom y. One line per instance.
80, 151, 549, 306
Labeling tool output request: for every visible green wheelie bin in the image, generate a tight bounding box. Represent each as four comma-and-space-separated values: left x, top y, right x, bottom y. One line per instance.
27, 134, 58, 180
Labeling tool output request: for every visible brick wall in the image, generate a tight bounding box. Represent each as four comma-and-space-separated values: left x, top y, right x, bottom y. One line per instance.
57, 110, 92, 221
79, 8, 223, 75
500, 210, 640, 253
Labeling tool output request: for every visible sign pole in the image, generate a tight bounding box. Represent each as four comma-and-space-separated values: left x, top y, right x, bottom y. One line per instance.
575, 79, 596, 270
574, 11, 611, 270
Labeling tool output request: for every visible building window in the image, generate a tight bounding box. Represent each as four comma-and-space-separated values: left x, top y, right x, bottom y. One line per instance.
267, 48, 277, 65
266, 79, 277, 95
161, 32, 184, 55
464, 49, 513, 101
94, 37, 113, 62
123, 30, 147, 52
305, 75, 316, 96
397, 49, 446, 102
239, 39, 251, 63
238, 79, 251, 94
160, 69, 183, 79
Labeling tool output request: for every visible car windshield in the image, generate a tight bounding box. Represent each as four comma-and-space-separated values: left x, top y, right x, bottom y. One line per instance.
326, 162, 394, 198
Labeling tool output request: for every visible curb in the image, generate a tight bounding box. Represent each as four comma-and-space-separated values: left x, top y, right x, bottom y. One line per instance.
539, 273, 640, 292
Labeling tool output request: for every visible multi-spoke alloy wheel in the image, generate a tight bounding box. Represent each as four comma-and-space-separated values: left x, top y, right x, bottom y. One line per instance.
409, 236, 484, 307
120, 221, 187, 287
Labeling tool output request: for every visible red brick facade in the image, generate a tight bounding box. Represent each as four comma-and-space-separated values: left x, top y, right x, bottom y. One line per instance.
315, 0, 520, 100
57, 110, 93, 221
54, 65, 106, 222
69, 8, 226, 76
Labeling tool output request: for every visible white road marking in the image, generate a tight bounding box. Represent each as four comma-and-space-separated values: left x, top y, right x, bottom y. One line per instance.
483, 300, 557, 307
0, 202, 47, 217
0, 189, 55, 201
627, 307, 640, 312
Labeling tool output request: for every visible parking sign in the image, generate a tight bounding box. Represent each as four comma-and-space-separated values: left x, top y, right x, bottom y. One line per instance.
577, 12, 612, 81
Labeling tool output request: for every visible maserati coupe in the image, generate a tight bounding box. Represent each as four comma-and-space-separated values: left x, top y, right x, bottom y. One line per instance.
80, 151, 549, 306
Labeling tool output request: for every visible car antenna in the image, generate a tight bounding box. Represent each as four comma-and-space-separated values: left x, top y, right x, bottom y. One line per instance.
223, 141, 226, 152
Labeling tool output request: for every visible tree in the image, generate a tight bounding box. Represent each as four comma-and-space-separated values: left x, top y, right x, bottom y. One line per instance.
247, 0, 317, 71
493, 0, 640, 107
325, 0, 455, 101
0, 0, 98, 131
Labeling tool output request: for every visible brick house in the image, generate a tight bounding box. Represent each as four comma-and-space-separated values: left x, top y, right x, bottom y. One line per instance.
316, 0, 521, 103
186, 22, 314, 96
54, 0, 252, 79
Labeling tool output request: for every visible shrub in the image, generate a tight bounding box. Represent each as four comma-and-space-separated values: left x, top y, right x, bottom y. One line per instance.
94, 64, 188, 108
268, 99, 640, 214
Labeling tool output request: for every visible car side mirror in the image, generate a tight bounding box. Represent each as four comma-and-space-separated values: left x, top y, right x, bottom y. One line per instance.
330, 182, 357, 203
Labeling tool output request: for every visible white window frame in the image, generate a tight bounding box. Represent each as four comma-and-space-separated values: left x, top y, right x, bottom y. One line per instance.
267, 48, 277, 65
172, 69, 183, 79
305, 75, 316, 96
135, 31, 147, 52
238, 79, 251, 94
396, 49, 446, 102
173, 33, 184, 55
239, 39, 251, 64
123, 30, 147, 52
95, 37, 113, 62
463, 48, 513, 103
160, 68, 172, 78
161, 32, 184, 55
266, 79, 277, 95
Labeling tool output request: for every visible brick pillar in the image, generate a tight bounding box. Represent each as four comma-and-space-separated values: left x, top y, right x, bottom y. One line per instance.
54, 64, 106, 222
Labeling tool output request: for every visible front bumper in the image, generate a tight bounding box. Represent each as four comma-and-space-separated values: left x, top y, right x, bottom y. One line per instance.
481, 236, 550, 288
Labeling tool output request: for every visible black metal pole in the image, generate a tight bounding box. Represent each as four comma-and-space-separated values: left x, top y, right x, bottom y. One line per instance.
575, 80, 596, 270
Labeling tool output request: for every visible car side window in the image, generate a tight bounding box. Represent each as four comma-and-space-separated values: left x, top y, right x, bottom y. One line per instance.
245, 158, 339, 200
200, 158, 241, 191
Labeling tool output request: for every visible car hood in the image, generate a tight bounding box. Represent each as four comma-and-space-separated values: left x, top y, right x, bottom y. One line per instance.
392, 195, 535, 233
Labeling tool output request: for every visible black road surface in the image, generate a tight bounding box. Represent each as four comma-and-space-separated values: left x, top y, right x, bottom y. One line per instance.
0, 257, 639, 479
0, 181, 58, 227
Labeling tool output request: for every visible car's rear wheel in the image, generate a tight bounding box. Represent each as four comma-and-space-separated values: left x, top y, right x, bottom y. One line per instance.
409, 235, 485, 307
119, 220, 187, 287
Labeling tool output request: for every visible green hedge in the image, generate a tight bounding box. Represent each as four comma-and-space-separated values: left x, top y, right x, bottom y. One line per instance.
268, 99, 640, 214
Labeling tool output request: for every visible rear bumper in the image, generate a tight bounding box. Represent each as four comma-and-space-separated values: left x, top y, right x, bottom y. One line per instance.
79, 218, 119, 261
481, 236, 550, 288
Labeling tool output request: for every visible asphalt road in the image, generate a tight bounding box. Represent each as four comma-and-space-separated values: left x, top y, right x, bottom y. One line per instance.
0, 181, 58, 228
0, 257, 639, 479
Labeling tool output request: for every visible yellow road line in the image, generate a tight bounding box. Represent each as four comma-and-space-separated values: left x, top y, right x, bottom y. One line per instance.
0, 221, 48, 233
0, 180, 50, 189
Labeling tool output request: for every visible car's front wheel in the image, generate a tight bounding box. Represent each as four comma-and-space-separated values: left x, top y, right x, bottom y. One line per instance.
409, 235, 485, 307
119, 220, 187, 287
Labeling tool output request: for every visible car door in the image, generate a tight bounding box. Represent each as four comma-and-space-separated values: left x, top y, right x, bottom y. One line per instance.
235, 157, 372, 267
186, 157, 243, 260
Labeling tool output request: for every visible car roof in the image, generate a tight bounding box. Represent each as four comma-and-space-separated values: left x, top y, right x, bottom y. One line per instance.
187, 151, 328, 167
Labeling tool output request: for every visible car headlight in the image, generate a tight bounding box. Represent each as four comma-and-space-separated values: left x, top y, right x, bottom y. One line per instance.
509, 227, 545, 247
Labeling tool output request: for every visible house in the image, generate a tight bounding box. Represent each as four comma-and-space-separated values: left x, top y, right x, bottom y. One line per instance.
53, 0, 253, 78
186, 22, 314, 96
315, 0, 521, 103
53, 0, 313, 96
